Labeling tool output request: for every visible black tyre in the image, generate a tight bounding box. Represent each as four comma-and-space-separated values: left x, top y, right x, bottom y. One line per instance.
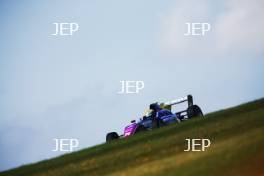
187, 105, 203, 118
106, 132, 119, 142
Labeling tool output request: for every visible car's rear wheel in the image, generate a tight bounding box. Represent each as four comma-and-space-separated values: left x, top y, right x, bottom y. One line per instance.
187, 105, 203, 118
106, 132, 119, 142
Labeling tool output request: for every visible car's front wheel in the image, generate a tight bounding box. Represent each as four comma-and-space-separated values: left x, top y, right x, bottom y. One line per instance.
106, 132, 119, 142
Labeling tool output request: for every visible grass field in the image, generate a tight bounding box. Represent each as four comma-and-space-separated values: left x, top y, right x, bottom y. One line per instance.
1, 98, 264, 176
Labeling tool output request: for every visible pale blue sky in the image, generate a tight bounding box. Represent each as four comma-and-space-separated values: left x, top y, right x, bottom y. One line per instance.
0, 0, 263, 171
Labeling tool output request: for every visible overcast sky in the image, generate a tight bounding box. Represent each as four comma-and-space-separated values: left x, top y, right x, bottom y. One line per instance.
0, 0, 263, 172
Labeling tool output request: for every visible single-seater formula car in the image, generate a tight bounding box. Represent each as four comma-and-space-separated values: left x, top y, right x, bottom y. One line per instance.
106, 95, 203, 142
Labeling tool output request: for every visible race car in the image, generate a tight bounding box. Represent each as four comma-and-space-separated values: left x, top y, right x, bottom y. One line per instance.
106, 95, 203, 142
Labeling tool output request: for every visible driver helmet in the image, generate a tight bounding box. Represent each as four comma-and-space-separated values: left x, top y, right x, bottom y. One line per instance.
144, 109, 153, 117
149, 103, 161, 111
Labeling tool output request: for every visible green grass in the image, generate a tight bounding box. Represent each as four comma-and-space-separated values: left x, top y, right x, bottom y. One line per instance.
1, 98, 264, 176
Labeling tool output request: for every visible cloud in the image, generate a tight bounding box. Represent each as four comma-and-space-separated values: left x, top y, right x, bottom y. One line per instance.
215, 0, 264, 53
159, 0, 264, 56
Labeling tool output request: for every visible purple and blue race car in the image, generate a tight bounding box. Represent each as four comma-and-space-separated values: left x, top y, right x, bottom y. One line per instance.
106, 95, 203, 142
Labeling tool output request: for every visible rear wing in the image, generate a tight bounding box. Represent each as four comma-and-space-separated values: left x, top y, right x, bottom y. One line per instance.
164, 95, 193, 107
160, 95, 193, 110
